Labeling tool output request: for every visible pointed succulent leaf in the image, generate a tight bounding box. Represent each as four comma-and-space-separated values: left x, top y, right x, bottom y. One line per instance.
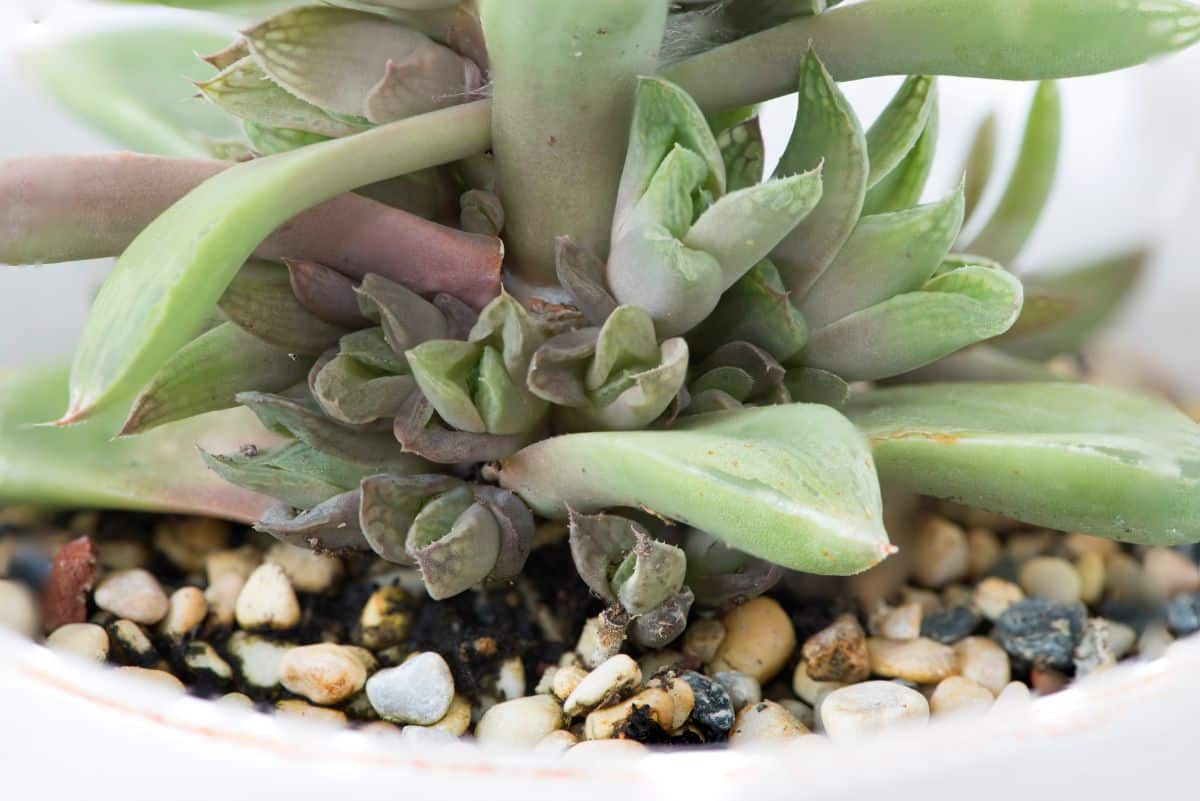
862, 91, 939, 214
497, 403, 890, 575
586, 306, 662, 395
121, 323, 313, 436
684, 529, 784, 610
691, 367, 755, 402
356, 273, 451, 354
339, 328, 406, 374
687, 260, 809, 363
784, 368, 850, 407
197, 57, 371, 138
358, 473, 460, 564
771, 48, 868, 299
805, 262, 1024, 381
433, 295, 480, 340
555, 237, 619, 326
244, 121, 332, 156
470, 294, 547, 379
460, 189, 505, 236
220, 261, 352, 354
402, 340, 487, 432
846, 382, 1200, 544
312, 354, 416, 425
897, 345, 1071, 384
698, 342, 789, 404
474, 485, 536, 580
684, 389, 745, 416
800, 186, 966, 329
526, 329, 600, 408
865, 75, 937, 188
962, 112, 998, 223
285, 259, 371, 329
717, 117, 765, 192
568, 511, 687, 616
406, 485, 501, 600
200, 442, 359, 510
255, 491, 370, 554
393, 393, 536, 463
964, 82, 1061, 266
558, 339, 691, 433
631, 588, 694, 648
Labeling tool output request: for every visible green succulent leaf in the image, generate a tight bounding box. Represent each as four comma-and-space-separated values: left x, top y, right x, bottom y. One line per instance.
805, 262, 1025, 381
697, 342, 790, 405
121, 323, 313, 437
359, 474, 460, 564
687, 260, 809, 363
962, 112, 999, 223
800, 186, 966, 329
963, 81, 1061, 266
338, 328, 406, 374
717, 117, 766, 192
497, 403, 891, 574
684, 529, 783, 610
393, 393, 538, 463
219, 261, 352, 354
285, 259, 371, 329
896, 346, 1071, 384
784, 367, 850, 407
861, 92, 939, 216
311, 354, 416, 425
555, 237, 619, 327
846, 382, 1200, 544
200, 442, 364, 510
568, 510, 687, 616
244, 121, 332, 156
771, 48, 868, 299
256, 491, 370, 553
865, 75, 937, 188
355, 274, 454, 354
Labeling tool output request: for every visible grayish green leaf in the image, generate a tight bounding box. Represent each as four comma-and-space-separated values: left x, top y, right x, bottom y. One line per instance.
865, 75, 937, 188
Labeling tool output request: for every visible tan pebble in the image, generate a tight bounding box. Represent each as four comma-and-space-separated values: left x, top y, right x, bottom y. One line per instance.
564, 654, 641, 717
184, 641, 233, 681
966, 528, 1002, 578
973, 577, 1025, 621
791, 660, 845, 706
729, 700, 810, 745
475, 695, 564, 747
275, 700, 348, 726
94, 569, 169, 625
1143, 548, 1200, 598
870, 603, 922, 641
1064, 533, 1119, 558
416, 694, 471, 737
227, 631, 294, 689
534, 729, 578, 756
560, 739, 647, 764
989, 681, 1032, 715
108, 619, 155, 661
941, 583, 974, 608
342, 646, 378, 673
359, 586, 413, 650
96, 539, 152, 571
218, 692, 255, 708
280, 644, 367, 705
952, 637, 1009, 695
637, 650, 681, 677
154, 517, 231, 572
1018, 557, 1082, 603
161, 587, 208, 640
117, 666, 185, 693
929, 676, 993, 718
205, 573, 245, 629
265, 542, 343, 594
899, 586, 942, 615
777, 699, 815, 729
46, 623, 109, 661
681, 618, 726, 663
551, 665, 589, 702
648, 673, 695, 729
496, 656, 526, 701
1105, 619, 1137, 658
584, 688, 674, 740
0, 579, 40, 638
205, 546, 261, 583
1076, 551, 1106, 606
1030, 665, 1068, 695
801, 614, 869, 683
820, 681, 929, 742
911, 516, 968, 588
1104, 552, 1147, 602
534, 666, 558, 695
711, 597, 796, 683
867, 637, 958, 684
1006, 530, 1053, 560
1137, 623, 1174, 660
235, 564, 301, 631
575, 615, 623, 669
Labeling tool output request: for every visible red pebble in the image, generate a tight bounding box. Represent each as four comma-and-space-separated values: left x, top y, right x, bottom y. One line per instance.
40, 537, 97, 632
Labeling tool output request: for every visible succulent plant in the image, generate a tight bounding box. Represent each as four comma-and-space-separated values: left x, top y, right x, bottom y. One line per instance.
3, 0, 1200, 642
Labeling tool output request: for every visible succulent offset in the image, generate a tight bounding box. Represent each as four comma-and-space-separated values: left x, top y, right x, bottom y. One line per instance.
3, 0, 1200, 641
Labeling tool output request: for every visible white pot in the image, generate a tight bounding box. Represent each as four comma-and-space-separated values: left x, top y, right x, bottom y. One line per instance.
1, 627, 1198, 799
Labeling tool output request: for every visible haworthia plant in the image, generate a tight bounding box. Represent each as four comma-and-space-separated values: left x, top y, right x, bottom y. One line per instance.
2, 0, 1199, 620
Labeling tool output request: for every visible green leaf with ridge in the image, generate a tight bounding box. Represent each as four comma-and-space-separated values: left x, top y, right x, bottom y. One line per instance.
865, 75, 937, 188
219, 261, 351, 354
962, 112, 998, 223
861, 93, 939, 216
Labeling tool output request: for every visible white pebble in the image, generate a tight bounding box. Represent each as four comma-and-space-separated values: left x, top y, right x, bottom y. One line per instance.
275, 700, 347, 726
1143, 548, 1200, 598
46, 623, 109, 661
184, 641, 233, 682
929, 676, 993, 718
867, 637, 958, 683
415, 694, 471, 737
711, 597, 796, 683
564, 654, 641, 717
227, 631, 294, 689
496, 656, 526, 701
117, 666, 185, 693
551, 665, 588, 701
911, 516, 968, 588
218, 692, 255, 708
966, 528, 1002, 578
729, 701, 809, 745
714, 671, 762, 710
0, 579, 39, 638
972, 577, 1025, 621
534, 729, 578, 756
575, 615, 623, 668
475, 695, 564, 747
560, 739, 646, 764
1018, 557, 1082, 603
280, 644, 368, 706
989, 681, 1032, 715
1105, 619, 1138, 658
872, 603, 922, 641
265, 542, 343, 594
792, 660, 845, 706
160, 587, 208, 640
235, 564, 301, 631
953, 636, 1010, 695
820, 681, 929, 742
366, 651, 454, 725
94, 569, 170, 625
205, 546, 261, 627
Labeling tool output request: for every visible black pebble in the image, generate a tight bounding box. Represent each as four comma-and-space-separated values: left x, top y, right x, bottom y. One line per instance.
680, 671, 734, 742
920, 606, 982, 644
4, 545, 52, 591
993, 598, 1086, 669
1164, 592, 1200, 636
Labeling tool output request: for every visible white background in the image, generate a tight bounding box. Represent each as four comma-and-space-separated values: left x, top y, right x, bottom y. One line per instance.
2, 0, 1200, 392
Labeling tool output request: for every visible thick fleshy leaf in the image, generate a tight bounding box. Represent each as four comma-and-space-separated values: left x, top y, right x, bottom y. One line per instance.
865, 75, 937, 188
255, 491, 371, 554
496, 403, 891, 574
312, 354, 416, 424
339, 328, 406, 373
861, 94, 939, 216
393, 393, 536, 463
474, 485, 536, 580
962, 112, 998, 223
356, 274, 451, 354
784, 367, 850, 406
200, 442, 361, 510
846, 382, 1200, 544
220, 261, 352, 354
684, 529, 784, 610
406, 485, 500, 599
460, 189, 505, 236
568, 511, 687, 616
800, 186, 966, 328
805, 263, 1024, 381
0, 364, 274, 521
697, 342, 790, 404
963, 82, 1061, 266
121, 323, 313, 436
691, 367, 755, 402
285, 259, 372, 329
559, 339, 691, 432
27, 25, 239, 157
771, 48, 867, 298
59, 101, 494, 427
555, 237, 618, 326
631, 588, 693, 648
527, 329, 599, 408
244, 121, 332, 156
687, 260, 809, 363
717, 117, 766, 192
359, 474, 459, 564
896, 346, 1070, 384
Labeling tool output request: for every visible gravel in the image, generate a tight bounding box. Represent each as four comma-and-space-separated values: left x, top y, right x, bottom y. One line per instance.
365, 652, 455, 725
993, 599, 1087, 668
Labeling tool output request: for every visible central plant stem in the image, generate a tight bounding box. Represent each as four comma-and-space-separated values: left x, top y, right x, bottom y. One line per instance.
479, 0, 669, 300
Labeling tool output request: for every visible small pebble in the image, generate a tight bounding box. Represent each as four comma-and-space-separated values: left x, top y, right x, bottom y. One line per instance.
365, 651, 454, 725
93, 569, 169, 625
564, 654, 641, 717
911, 516, 968, 588
820, 681, 929, 742
929, 676, 993, 717
183, 641, 234, 685
1073, 619, 1116, 677
153, 517, 231, 573
973, 577, 1025, 620
1163, 591, 1200, 635
560, 739, 646, 764
1143, 548, 1200, 598
966, 528, 1002, 578
46, 623, 109, 661
227, 631, 294, 689
1030, 665, 1068, 695
399, 725, 461, 746
920, 605, 981, 644
0, 579, 39, 638
866, 637, 958, 683
713, 671, 762, 711
419, 694, 471, 737
791, 660, 845, 706
107, 619, 157, 665
118, 666, 185, 693
280, 644, 368, 706
989, 681, 1032, 714
275, 700, 347, 726
204, 546, 261, 627
729, 701, 809, 745
1105, 619, 1137, 658
1064, 533, 1118, 558
899, 586, 942, 614
1076, 551, 1106, 605
941, 583, 974, 609
800, 613, 870, 683
680, 671, 735, 740
235, 564, 301, 631
777, 699, 815, 729
218, 692, 255, 708
41, 537, 97, 631
637, 650, 681, 678
160, 587, 208, 640
475, 695, 565, 747
1137, 622, 1174, 659
534, 729, 578, 756
1104, 553, 1148, 603
575, 616, 622, 669
711, 597, 796, 683
551, 665, 588, 701
681, 618, 726, 663
655, 674, 695, 729
992, 599, 1086, 669
1005, 530, 1053, 560
358, 586, 414, 650
1018, 557, 1082, 603
496, 656, 526, 701
584, 688, 673, 740
871, 603, 922, 641
265, 542, 343, 594
952, 637, 1010, 695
